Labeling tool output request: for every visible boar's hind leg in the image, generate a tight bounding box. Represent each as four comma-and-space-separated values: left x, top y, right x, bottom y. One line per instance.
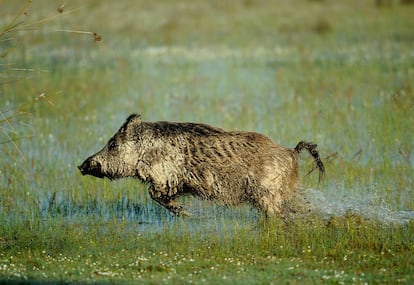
253, 189, 284, 218
148, 185, 190, 216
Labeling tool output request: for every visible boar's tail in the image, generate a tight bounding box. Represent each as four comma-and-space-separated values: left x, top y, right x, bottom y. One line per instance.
294, 141, 325, 182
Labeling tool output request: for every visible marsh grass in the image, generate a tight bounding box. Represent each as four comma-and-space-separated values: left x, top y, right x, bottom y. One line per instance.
1, 0, 414, 284
2, 214, 413, 283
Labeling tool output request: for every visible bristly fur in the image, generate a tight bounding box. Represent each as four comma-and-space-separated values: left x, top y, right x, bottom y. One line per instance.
79, 114, 325, 217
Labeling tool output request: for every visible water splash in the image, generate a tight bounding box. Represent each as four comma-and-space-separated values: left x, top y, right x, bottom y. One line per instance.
303, 188, 414, 225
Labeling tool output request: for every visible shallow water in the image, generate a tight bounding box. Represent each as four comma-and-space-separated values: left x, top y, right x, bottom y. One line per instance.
304, 188, 414, 225
2, 43, 413, 234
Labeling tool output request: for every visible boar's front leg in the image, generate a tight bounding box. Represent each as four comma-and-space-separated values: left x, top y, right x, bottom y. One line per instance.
148, 184, 190, 216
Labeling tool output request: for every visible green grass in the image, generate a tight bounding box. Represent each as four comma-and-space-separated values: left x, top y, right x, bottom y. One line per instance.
1, 217, 413, 284
1, 0, 414, 284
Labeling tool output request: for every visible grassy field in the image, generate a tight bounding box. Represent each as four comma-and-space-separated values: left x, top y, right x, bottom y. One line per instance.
1, 0, 414, 284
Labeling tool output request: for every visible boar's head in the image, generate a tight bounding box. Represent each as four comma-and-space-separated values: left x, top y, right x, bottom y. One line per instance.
78, 114, 143, 180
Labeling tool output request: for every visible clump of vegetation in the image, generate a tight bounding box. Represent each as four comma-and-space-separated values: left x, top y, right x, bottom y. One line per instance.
312, 18, 332, 34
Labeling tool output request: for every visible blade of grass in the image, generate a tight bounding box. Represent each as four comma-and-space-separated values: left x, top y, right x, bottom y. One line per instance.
0, 0, 32, 37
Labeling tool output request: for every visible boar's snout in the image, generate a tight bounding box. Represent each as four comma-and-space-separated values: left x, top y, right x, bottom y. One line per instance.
78, 157, 104, 178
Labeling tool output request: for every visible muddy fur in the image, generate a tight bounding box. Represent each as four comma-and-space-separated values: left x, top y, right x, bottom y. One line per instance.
78, 114, 325, 217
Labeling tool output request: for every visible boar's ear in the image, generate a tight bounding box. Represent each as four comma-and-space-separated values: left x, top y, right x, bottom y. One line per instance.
125, 113, 142, 126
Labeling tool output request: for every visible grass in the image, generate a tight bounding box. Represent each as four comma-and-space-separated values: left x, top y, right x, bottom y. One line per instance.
1, 217, 413, 283
1, 0, 414, 284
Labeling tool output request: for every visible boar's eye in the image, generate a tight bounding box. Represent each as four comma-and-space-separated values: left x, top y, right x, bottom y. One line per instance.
108, 139, 117, 151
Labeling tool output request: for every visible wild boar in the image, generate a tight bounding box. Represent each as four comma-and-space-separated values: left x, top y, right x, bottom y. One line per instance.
78, 114, 325, 217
